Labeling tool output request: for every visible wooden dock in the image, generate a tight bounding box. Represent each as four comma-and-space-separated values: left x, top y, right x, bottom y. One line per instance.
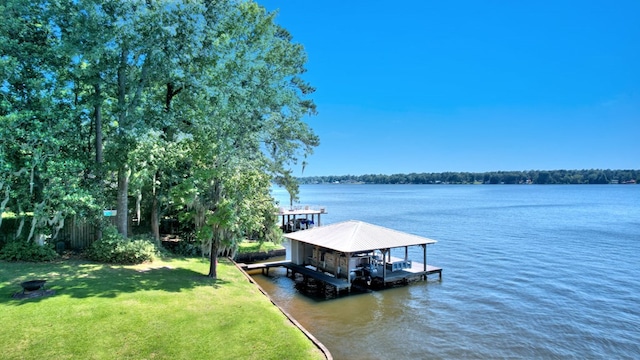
239, 260, 292, 276
240, 258, 441, 298
240, 261, 351, 298
380, 262, 442, 285
240, 261, 351, 291
286, 263, 352, 291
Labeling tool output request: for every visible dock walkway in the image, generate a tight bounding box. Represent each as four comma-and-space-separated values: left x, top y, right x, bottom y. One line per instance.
381, 263, 443, 283
240, 258, 441, 295
286, 263, 352, 291
239, 260, 292, 275
381, 256, 442, 283
240, 261, 351, 291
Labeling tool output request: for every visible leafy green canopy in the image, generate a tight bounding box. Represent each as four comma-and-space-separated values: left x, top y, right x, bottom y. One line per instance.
0, 0, 318, 273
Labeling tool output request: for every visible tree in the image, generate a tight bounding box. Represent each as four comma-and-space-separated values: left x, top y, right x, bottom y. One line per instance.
1, 0, 319, 273
0, 0, 98, 243
273, 170, 300, 208
168, 2, 318, 278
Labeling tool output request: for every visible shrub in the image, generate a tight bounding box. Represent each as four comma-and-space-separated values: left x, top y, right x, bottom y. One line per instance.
171, 240, 200, 257
87, 227, 160, 264
0, 241, 59, 262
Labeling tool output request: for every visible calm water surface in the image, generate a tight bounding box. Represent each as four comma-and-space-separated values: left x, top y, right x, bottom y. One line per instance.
255, 185, 640, 359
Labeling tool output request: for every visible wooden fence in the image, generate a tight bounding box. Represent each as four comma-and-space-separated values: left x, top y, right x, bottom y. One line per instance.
1, 216, 119, 250
57, 217, 117, 249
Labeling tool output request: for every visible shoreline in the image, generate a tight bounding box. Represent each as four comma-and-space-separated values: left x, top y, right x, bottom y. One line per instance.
231, 258, 333, 360
234, 248, 286, 263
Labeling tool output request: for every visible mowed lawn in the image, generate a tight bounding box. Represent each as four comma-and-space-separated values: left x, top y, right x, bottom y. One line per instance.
0, 257, 325, 360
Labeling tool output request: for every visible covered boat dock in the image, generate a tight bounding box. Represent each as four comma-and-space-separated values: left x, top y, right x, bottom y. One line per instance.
278, 220, 441, 296
277, 206, 326, 233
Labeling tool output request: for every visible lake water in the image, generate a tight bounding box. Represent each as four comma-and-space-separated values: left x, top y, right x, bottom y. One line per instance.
256, 184, 640, 359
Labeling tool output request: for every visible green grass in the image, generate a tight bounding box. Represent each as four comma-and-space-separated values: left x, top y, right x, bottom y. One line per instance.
0, 257, 324, 360
237, 241, 284, 254
1, 211, 30, 219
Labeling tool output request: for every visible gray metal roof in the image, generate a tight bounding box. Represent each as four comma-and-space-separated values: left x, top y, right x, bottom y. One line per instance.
283, 220, 437, 253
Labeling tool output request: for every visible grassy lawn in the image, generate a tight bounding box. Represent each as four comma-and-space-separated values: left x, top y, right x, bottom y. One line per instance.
237, 241, 284, 253
0, 257, 325, 360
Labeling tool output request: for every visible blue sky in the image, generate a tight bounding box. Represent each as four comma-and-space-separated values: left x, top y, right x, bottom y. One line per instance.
259, 1, 639, 176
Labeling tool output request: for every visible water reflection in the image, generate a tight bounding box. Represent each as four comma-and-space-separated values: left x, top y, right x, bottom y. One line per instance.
259, 185, 640, 359
251, 266, 444, 360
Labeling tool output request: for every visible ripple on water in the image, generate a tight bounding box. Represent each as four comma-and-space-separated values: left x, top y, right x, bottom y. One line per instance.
263, 185, 640, 359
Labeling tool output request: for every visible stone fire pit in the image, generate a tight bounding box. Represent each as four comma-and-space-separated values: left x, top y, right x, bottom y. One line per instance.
13, 279, 55, 299
21, 279, 47, 292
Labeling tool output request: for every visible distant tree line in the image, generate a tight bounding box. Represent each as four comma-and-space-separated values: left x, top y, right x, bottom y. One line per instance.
298, 169, 639, 185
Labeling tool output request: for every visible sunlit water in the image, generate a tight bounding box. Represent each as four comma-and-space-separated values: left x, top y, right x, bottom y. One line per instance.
254, 184, 640, 359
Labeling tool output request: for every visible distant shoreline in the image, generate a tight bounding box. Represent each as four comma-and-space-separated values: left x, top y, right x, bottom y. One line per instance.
296, 169, 638, 185
299, 181, 638, 185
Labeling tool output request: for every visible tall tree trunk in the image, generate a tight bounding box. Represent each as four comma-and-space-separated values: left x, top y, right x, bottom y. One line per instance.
208, 228, 219, 278
135, 191, 142, 225
94, 83, 104, 241
115, 48, 129, 238
15, 204, 24, 239
208, 244, 218, 278
94, 83, 103, 165
0, 185, 9, 229
151, 172, 160, 244
151, 196, 160, 244
116, 166, 129, 237
149, 83, 181, 243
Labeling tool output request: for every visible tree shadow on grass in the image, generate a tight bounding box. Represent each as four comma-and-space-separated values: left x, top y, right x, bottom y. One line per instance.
0, 259, 230, 306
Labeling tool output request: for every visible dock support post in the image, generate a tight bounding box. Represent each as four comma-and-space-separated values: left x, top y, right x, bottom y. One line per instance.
381, 248, 388, 284
345, 251, 352, 292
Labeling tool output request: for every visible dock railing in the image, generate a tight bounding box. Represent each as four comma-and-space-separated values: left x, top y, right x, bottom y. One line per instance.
277, 205, 327, 214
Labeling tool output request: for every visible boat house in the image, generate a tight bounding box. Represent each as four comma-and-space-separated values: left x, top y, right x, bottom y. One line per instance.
282, 220, 441, 294
277, 206, 326, 233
